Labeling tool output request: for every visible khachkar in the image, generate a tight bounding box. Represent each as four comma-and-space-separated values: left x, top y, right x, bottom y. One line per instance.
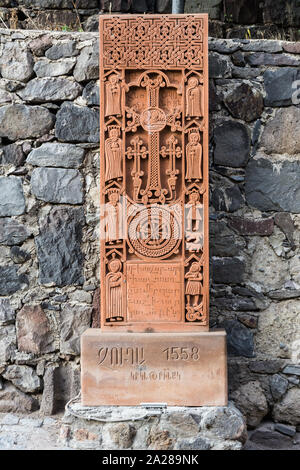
82, 14, 227, 406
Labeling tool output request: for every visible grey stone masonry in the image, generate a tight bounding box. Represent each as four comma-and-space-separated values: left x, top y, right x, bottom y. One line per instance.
0, 177, 25, 217
31, 167, 83, 204
27, 143, 85, 169
0, 30, 299, 444
60, 401, 247, 450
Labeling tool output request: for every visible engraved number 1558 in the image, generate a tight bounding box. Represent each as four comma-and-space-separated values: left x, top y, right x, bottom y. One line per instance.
163, 347, 199, 361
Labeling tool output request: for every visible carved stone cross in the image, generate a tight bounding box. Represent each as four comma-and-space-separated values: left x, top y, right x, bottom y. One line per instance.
81, 14, 227, 409
125, 72, 182, 204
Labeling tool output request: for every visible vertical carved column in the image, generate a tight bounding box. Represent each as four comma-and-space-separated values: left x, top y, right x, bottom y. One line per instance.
100, 14, 209, 332
81, 14, 227, 409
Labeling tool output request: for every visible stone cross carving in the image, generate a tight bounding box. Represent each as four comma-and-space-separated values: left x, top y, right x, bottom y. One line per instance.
99, 14, 209, 332
81, 13, 227, 409
125, 72, 182, 204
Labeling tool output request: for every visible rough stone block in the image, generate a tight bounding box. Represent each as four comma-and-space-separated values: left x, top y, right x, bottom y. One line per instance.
245, 157, 300, 213
0, 324, 16, 363
260, 107, 300, 155
60, 304, 92, 355
35, 206, 85, 286
255, 300, 300, 358
2, 365, 41, 393
1, 143, 25, 166
16, 305, 55, 354
0, 383, 38, 413
222, 320, 254, 358
0, 266, 28, 296
0, 177, 25, 217
246, 52, 300, 67
0, 42, 33, 82
228, 216, 274, 236
214, 120, 250, 167
40, 363, 81, 415
73, 42, 99, 82
273, 388, 300, 426
249, 428, 293, 450
33, 58, 77, 78
27, 143, 85, 169
212, 257, 245, 285
82, 81, 99, 106
224, 83, 263, 122
231, 381, 268, 428
210, 220, 245, 257
18, 77, 82, 103
55, 102, 99, 143
209, 52, 232, 78
0, 298, 15, 325
0, 104, 55, 140
0, 219, 30, 246
264, 68, 300, 107
45, 40, 78, 60
31, 167, 83, 204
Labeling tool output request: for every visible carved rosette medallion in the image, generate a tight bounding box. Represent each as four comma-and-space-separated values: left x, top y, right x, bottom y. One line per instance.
127, 206, 181, 260
100, 15, 209, 331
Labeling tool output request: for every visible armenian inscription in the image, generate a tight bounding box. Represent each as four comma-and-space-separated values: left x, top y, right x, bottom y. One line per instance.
99, 14, 209, 332
127, 263, 182, 322
81, 330, 227, 406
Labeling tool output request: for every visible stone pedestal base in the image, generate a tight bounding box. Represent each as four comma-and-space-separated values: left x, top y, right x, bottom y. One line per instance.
81, 329, 227, 406
59, 401, 247, 450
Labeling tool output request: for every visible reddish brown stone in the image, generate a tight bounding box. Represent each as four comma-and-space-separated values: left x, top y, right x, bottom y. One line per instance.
16, 305, 55, 354
99, 14, 210, 332
74, 428, 88, 441
228, 216, 274, 236
74, 428, 99, 441
81, 329, 227, 406
282, 42, 300, 54
108, 423, 136, 448
82, 14, 228, 409
147, 429, 173, 450
29, 35, 52, 56
238, 313, 258, 329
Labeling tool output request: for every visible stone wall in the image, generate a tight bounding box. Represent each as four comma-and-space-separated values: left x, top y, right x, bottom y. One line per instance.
187, 0, 300, 41
0, 29, 299, 441
0, 1, 299, 41
59, 402, 247, 450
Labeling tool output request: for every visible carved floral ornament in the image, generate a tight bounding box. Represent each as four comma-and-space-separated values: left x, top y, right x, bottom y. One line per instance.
99, 15, 209, 331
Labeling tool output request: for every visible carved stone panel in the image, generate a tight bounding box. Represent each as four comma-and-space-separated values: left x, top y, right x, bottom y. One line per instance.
127, 263, 183, 322
81, 330, 227, 406
99, 14, 209, 332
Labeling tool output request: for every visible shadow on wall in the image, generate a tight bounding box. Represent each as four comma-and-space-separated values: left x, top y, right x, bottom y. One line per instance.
0, 1, 299, 40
